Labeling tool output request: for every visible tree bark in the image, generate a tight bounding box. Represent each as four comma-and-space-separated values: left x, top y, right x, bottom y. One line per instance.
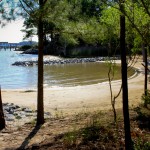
120, 0, 133, 149
37, 0, 44, 125
0, 86, 5, 130
143, 43, 148, 97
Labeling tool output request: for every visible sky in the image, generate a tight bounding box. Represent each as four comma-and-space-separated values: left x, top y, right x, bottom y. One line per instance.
0, 19, 38, 43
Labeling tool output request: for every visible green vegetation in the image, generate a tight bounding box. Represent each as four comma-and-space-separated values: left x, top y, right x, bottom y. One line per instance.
19, 45, 32, 51
142, 90, 150, 107
0, 0, 150, 149
1, 0, 148, 57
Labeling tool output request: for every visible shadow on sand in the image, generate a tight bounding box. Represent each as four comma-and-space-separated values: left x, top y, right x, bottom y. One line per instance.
17, 125, 42, 150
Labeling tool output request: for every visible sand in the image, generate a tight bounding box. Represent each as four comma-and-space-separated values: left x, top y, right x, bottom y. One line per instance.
1, 57, 148, 115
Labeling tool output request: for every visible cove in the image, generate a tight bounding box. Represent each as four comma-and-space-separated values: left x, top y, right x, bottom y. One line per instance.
44, 63, 134, 87
0, 49, 134, 89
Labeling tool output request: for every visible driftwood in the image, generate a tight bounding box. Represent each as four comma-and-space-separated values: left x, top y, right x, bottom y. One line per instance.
0, 86, 5, 130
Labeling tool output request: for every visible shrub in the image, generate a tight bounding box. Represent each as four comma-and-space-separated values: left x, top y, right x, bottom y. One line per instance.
141, 90, 150, 107
20, 45, 32, 51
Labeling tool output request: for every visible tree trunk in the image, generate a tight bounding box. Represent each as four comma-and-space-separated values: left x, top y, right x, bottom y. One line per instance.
37, 0, 44, 125
120, 0, 133, 149
143, 43, 148, 97
143, 43, 148, 107
142, 44, 145, 62
0, 86, 5, 130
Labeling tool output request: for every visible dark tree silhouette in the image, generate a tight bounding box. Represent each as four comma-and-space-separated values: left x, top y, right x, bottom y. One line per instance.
119, 0, 133, 149
143, 44, 148, 97
0, 86, 5, 130
37, 0, 44, 125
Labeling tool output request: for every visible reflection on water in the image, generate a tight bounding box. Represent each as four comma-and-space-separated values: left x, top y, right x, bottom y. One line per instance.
44, 63, 134, 87
45, 63, 111, 86
0, 49, 134, 89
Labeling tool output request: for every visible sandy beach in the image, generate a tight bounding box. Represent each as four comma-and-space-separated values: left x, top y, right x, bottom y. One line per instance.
1, 57, 148, 116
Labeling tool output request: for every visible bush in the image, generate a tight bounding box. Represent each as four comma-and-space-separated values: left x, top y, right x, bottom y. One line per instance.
20, 45, 32, 51
141, 90, 150, 107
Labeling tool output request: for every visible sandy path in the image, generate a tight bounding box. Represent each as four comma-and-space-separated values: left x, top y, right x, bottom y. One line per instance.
1, 58, 148, 115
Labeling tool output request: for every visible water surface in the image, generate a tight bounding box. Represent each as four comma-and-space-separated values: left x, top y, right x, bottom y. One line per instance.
0, 49, 37, 89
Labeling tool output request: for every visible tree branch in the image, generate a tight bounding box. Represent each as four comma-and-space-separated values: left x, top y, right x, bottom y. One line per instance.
140, 0, 150, 17
19, 0, 30, 16
21, 0, 34, 12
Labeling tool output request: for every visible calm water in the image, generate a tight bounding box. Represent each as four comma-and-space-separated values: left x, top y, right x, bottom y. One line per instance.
0, 49, 38, 89
0, 49, 134, 89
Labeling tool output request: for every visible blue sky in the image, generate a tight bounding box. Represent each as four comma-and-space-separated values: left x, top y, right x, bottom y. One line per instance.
0, 19, 38, 43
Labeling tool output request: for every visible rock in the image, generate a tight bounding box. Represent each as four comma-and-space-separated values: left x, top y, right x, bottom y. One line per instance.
15, 105, 20, 109
15, 107, 22, 111
44, 112, 52, 118
8, 109, 14, 114
44, 112, 51, 116
15, 115, 22, 120
3, 106, 10, 112
2, 103, 52, 124
24, 108, 32, 113
3, 103, 9, 106
12, 57, 106, 66
5, 114, 15, 121
26, 113, 33, 117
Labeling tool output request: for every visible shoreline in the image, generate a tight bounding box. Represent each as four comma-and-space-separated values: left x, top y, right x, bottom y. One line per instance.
1, 57, 147, 119
2, 72, 145, 112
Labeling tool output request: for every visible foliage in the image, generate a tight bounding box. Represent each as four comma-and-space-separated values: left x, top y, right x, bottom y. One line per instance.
126, 1, 150, 53
0, 0, 150, 56
19, 45, 32, 51
134, 140, 150, 150
0, 0, 16, 26
141, 90, 150, 107
134, 104, 150, 130
100, 6, 120, 43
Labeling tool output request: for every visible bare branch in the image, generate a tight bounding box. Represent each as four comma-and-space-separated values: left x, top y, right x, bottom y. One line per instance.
19, 0, 30, 16
21, 0, 34, 12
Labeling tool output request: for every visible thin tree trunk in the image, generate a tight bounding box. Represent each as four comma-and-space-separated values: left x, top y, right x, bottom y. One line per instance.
0, 86, 5, 130
37, 0, 44, 125
142, 44, 145, 62
143, 43, 148, 97
143, 43, 148, 107
120, 0, 133, 149
108, 65, 117, 123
